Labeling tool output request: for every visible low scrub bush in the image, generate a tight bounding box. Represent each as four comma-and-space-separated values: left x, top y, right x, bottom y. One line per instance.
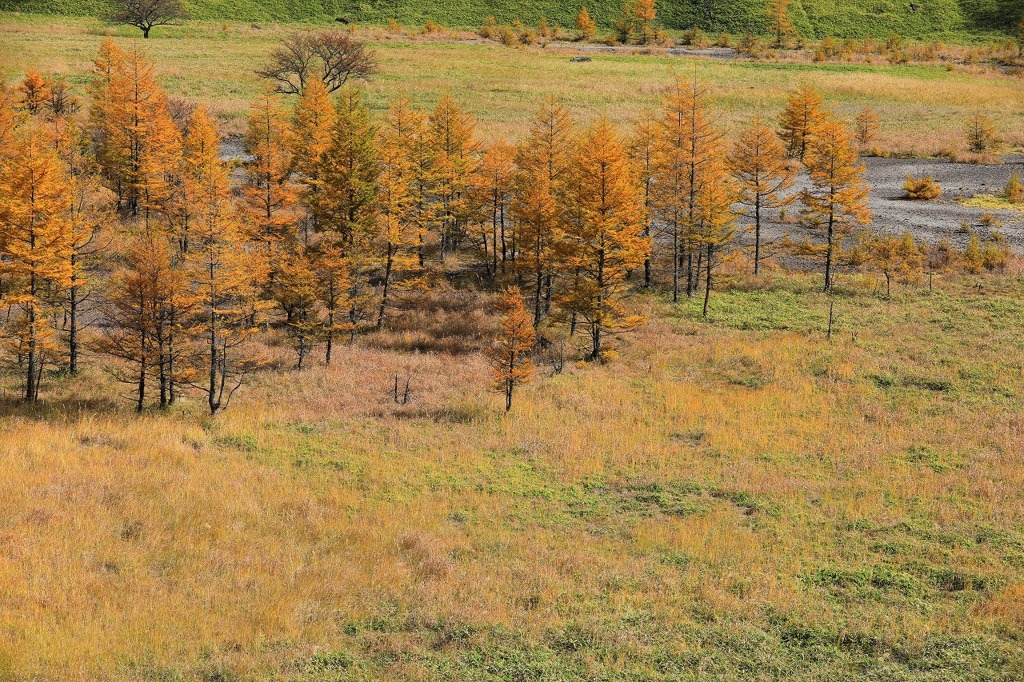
1005, 170, 1023, 203
903, 175, 941, 200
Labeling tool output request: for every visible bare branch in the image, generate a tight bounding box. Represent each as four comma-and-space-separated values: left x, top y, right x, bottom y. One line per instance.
107, 0, 188, 39
256, 30, 376, 95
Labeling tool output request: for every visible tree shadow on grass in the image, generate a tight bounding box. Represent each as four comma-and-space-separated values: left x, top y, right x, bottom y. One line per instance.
0, 394, 123, 422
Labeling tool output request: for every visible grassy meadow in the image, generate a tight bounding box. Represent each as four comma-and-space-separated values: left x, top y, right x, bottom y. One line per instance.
2, 269, 1024, 680
2, 10, 1024, 682
0, 15, 1022, 153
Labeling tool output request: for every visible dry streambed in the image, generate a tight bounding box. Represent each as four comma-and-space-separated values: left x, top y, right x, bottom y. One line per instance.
754, 155, 1024, 247
859, 156, 1024, 243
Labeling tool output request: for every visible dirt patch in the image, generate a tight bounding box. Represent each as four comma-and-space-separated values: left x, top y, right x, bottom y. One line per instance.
756, 156, 1024, 247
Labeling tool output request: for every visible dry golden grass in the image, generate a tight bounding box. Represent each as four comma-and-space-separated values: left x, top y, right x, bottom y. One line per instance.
1, 269, 1023, 679
1, 14, 1022, 153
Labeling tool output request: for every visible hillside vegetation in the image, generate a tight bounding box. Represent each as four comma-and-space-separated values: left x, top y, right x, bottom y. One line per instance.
4, 272, 1024, 680
2, 18, 1022, 152
0, 0, 1019, 38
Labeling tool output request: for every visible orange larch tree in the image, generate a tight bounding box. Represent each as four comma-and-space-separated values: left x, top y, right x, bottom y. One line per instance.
64, 172, 113, 375
95, 232, 189, 411
694, 155, 739, 316
88, 40, 181, 219
485, 286, 536, 412
311, 240, 352, 365
314, 87, 379, 344
650, 77, 723, 301
181, 107, 270, 414
43, 110, 113, 375
274, 248, 321, 368
429, 93, 480, 259
629, 111, 657, 287
633, 0, 657, 44
314, 86, 379, 246
243, 86, 297, 251
779, 83, 825, 161
557, 117, 648, 361
388, 94, 436, 268
471, 140, 515, 277
175, 102, 224, 253
0, 122, 73, 401
854, 106, 880, 151
576, 6, 597, 40
801, 116, 872, 290
514, 97, 572, 325
512, 169, 560, 328
289, 77, 336, 229
728, 116, 796, 275
375, 102, 417, 328
17, 70, 51, 116
768, 0, 794, 48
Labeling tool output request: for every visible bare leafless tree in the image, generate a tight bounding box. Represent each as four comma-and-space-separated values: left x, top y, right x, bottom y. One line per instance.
108, 0, 187, 38
256, 31, 376, 95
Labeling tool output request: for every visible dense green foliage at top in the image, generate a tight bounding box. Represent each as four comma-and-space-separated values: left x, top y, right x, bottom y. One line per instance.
0, 0, 1018, 40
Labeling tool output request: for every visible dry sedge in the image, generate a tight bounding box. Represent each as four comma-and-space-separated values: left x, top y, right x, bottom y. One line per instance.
0, 9, 1023, 682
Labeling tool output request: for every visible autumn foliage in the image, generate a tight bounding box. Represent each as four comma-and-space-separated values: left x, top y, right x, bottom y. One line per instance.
485, 286, 535, 411
3, 39, 977, 412
779, 83, 825, 161
801, 116, 871, 290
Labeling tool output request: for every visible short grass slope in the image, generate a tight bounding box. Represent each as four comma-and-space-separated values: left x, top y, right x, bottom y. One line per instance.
1, 17, 1022, 153
0, 0, 1019, 38
1, 272, 1023, 680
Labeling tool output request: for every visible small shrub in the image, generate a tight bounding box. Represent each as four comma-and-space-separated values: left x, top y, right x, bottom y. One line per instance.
478, 15, 497, 39
961, 229, 1006, 273
680, 27, 707, 48
1005, 170, 1023, 203
512, 19, 536, 45
855, 107, 879, 149
650, 27, 671, 45
979, 212, 1002, 228
963, 232, 983, 273
716, 31, 732, 48
819, 36, 839, 59
497, 25, 517, 47
737, 32, 762, 57
966, 112, 997, 152
386, 19, 401, 32
903, 175, 941, 200
929, 238, 957, 270
982, 231, 1009, 271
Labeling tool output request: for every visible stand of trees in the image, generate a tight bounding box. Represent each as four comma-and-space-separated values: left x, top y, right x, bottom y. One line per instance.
3, 41, 974, 413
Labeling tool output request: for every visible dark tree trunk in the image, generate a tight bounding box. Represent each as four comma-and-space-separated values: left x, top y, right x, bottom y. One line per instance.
25, 269, 38, 402
753, 196, 762, 276
377, 243, 395, 329
703, 243, 713, 318
69, 261, 79, 375
824, 211, 835, 291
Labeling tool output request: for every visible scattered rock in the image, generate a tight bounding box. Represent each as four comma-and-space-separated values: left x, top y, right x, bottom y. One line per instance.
251, 24, 262, 30
335, 17, 351, 24
570, 56, 592, 63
